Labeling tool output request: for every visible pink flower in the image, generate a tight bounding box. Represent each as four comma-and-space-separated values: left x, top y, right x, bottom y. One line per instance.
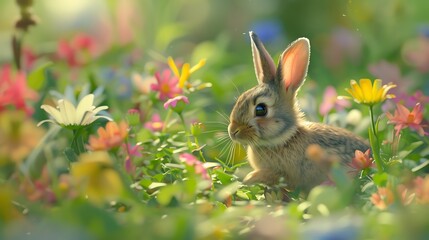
0, 65, 38, 115
179, 153, 211, 182
368, 61, 413, 95
163, 95, 189, 109
163, 96, 189, 114
319, 86, 350, 115
348, 149, 374, 174
150, 70, 182, 101
144, 113, 164, 132
386, 103, 427, 136
123, 144, 143, 175
402, 36, 429, 73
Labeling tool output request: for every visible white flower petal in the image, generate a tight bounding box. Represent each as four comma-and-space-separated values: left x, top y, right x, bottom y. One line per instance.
92, 106, 109, 115
41, 104, 63, 123
37, 119, 56, 127
76, 94, 95, 123
80, 111, 94, 125
58, 99, 77, 125
92, 115, 113, 122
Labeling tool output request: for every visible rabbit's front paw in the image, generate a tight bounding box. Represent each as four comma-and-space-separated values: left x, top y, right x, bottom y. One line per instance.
243, 170, 277, 185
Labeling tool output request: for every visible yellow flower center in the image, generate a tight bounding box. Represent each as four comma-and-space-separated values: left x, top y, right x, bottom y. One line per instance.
161, 84, 170, 93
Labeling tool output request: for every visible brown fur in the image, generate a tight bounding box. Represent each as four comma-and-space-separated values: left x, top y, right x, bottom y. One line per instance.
228, 32, 369, 192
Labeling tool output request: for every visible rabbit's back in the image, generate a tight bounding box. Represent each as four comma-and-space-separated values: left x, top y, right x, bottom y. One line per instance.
247, 122, 369, 191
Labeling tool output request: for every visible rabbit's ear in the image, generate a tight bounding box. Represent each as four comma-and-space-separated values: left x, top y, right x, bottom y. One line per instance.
278, 38, 310, 92
250, 31, 276, 84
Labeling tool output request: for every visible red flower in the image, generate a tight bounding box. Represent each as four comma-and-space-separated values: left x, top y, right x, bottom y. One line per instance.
57, 33, 96, 67
0, 65, 38, 115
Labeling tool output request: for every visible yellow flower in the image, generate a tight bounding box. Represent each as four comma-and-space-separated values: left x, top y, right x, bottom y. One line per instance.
37, 94, 112, 128
344, 79, 396, 106
0, 111, 45, 165
71, 151, 123, 203
167, 56, 206, 88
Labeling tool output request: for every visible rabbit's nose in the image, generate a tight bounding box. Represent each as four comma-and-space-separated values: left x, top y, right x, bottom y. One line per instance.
228, 122, 240, 140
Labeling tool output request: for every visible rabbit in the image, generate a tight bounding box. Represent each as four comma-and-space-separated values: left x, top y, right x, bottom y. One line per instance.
228, 31, 369, 193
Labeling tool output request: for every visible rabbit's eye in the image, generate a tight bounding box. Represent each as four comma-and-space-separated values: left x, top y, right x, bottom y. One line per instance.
255, 103, 267, 117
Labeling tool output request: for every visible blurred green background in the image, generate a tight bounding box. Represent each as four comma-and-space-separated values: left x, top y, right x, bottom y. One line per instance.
1, 0, 428, 114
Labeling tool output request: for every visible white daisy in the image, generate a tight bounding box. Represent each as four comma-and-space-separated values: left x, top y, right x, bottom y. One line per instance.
37, 94, 112, 128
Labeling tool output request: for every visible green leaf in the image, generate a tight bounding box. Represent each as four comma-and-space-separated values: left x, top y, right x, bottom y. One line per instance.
412, 160, 429, 172
213, 169, 235, 185
148, 182, 167, 190
27, 62, 53, 90
216, 181, 241, 201
157, 184, 181, 206
64, 147, 78, 163
373, 172, 389, 186
398, 141, 423, 159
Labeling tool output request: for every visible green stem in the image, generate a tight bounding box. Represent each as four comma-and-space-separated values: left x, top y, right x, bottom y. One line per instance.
162, 109, 173, 133
178, 113, 192, 150
368, 106, 384, 172
71, 129, 86, 155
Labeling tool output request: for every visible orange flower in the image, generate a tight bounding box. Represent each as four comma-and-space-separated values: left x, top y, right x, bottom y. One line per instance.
371, 187, 394, 210
371, 185, 414, 210
88, 121, 128, 151
413, 176, 429, 204
348, 149, 374, 174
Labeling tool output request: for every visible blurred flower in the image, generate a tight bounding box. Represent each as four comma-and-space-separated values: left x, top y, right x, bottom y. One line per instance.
88, 121, 129, 151
323, 28, 362, 70
413, 176, 429, 204
123, 143, 143, 175
386, 103, 427, 136
0, 110, 44, 165
19, 166, 56, 204
57, 33, 97, 67
371, 185, 414, 210
150, 69, 182, 101
71, 151, 123, 203
144, 113, 164, 132
132, 72, 156, 94
370, 187, 394, 210
348, 149, 374, 174
402, 36, 429, 73
319, 86, 350, 115
344, 79, 396, 106
164, 96, 189, 110
393, 91, 429, 109
168, 57, 206, 88
0, 186, 21, 223
0, 64, 38, 115
163, 95, 189, 114
368, 61, 413, 95
22, 47, 38, 70
250, 20, 283, 43
179, 153, 211, 182
38, 94, 112, 128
